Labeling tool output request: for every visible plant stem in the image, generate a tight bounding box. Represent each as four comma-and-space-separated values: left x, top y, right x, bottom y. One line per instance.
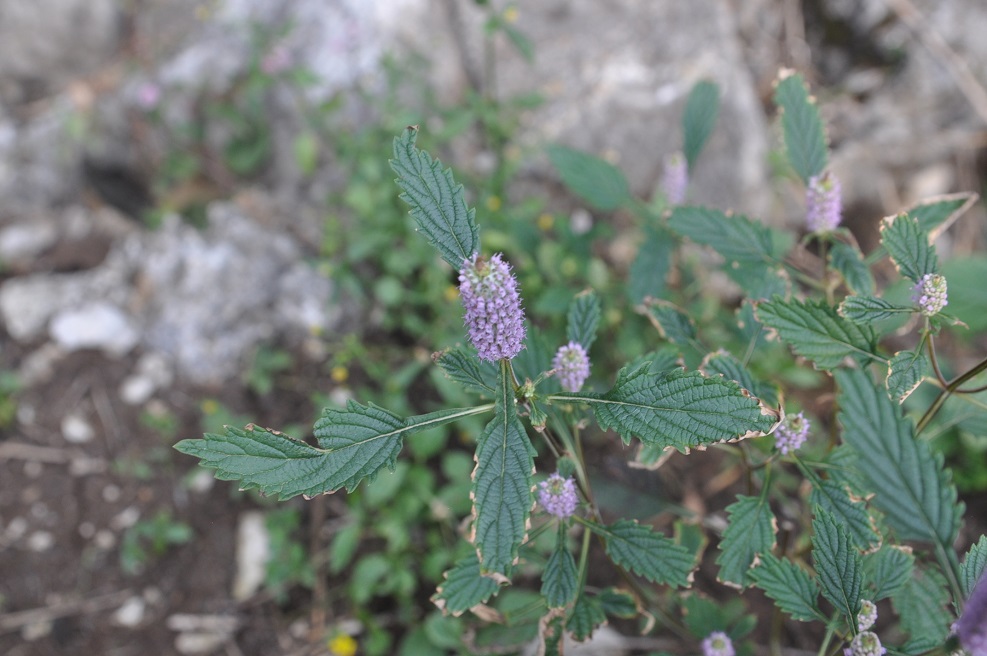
917, 353, 987, 435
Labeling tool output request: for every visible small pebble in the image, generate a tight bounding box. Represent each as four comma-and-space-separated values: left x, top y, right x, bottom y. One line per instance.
113, 596, 146, 627
27, 531, 54, 552
78, 521, 96, 539
21, 621, 53, 642
23, 460, 43, 478
111, 506, 140, 530
95, 529, 116, 549
102, 484, 122, 503
62, 413, 95, 444
6, 517, 27, 540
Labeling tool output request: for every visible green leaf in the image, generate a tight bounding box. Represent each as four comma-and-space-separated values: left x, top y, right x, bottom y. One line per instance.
681, 594, 728, 636
892, 567, 951, 652
433, 553, 501, 616
628, 225, 676, 304
546, 144, 631, 211
756, 297, 879, 370
541, 534, 578, 609
880, 213, 939, 283
597, 588, 637, 618
906, 191, 978, 238
390, 127, 479, 269
749, 553, 824, 622
567, 593, 606, 642
774, 71, 828, 184
641, 300, 697, 349
668, 206, 789, 264
809, 480, 880, 551
174, 403, 487, 499
838, 295, 914, 324
471, 361, 535, 575
566, 290, 602, 351
434, 347, 497, 395
682, 80, 720, 170
811, 507, 862, 624
555, 365, 779, 453
886, 349, 928, 404
726, 261, 791, 301
962, 535, 987, 596
593, 519, 695, 586
701, 349, 779, 407
943, 257, 987, 332
828, 239, 874, 295
715, 495, 777, 588
835, 368, 962, 547
862, 545, 914, 601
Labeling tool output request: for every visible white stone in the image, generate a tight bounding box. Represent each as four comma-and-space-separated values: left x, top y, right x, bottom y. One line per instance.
174, 632, 227, 655
186, 469, 215, 494
27, 530, 54, 552
113, 596, 146, 628
49, 302, 139, 357
232, 511, 270, 601
94, 529, 116, 549
78, 521, 96, 539
111, 506, 140, 530
120, 374, 155, 405
5, 516, 27, 540
21, 621, 52, 642
61, 412, 95, 444
102, 484, 121, 503
0, 221, 58, 261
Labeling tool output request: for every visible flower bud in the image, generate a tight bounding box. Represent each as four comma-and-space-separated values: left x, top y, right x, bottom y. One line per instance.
538, 473, 578, 519
806, 170, 842, 232
774, 412, 810, 455
458, 253, 526, 361
857, 599, 877, 632
662, 151, 688, 205
912, 273, 948, 317
552, 341, 591, 392
843, 631, 886, 656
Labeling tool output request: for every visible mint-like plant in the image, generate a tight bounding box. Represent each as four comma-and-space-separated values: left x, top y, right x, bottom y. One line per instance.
176, 73, 987, 654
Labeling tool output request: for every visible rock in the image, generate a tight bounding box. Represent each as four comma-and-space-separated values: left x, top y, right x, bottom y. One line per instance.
112, 596, 146, 628
61, 413, 96, 444
0, 219, 58, 263
111, 506, 141, 531
49, 301, 139, 357
174, 632, 227, 655
232, 511, 270, 601
26, 530, 55, 552
120, 352, 175, 405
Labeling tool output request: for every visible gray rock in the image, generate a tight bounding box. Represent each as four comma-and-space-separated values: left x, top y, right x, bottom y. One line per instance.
61, 413, 96, 444
49, 301, 140, 356
0, 217, 58, 263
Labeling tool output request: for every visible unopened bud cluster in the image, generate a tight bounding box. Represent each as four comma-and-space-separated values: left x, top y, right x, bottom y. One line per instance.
701, 631, 735, 656
912, 273, 948, 317
458, 253, 526, 361
538, 473, 579, 519
662, 151, 688, 205
806, 170, 842, 232
844, 632, 886, 656
857, 599, 877, 632
552, 341, 591, 392
774, 412, 810, 455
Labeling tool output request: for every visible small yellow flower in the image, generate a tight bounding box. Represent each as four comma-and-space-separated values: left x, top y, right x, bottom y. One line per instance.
444, 284, 460, 302
485, 195, 502, 211
536, 213, 554, 231
503, 6, 519, 23
330, 366, 349, 383
200, 399, 219, 415
327, 633, 358, 656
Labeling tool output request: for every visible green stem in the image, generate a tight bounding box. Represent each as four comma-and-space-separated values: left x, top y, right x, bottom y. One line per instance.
917, 353, 987, 435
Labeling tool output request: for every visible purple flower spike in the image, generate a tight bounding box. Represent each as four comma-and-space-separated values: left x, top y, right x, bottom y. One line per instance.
701, 631, 735, 656
662, 151, 688, 205
857, 599, 877, 632
956, 571, 987, 656
552, 341, 591, 392
774, 412, 810, 455
538, 473, 578, 519
458, 253, 526, 362
912, 273, 948, 317
806, 170, 842, 232
843, 631, 886, 656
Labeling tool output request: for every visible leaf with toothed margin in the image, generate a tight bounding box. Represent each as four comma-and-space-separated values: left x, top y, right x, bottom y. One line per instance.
390, 126, 479, 269
471, 360, 535, 576
862, 545, 913, 601
434, 347, 497, 396
547, 145, 632, 211
809, 479, 880, 552
749, 553, 825, 622
886, 349, 928, 404
641, 299, 698, 350
838, 295, 914, 324
829, 239, 874, 296
432, 552, 501, 616
174, 403, 491, 500
551, 363, 778, 453
962, 535, 987, 596
774, 71, 828, 184
716, 495, 777, 588
683, 80, 720, 171
812, 507, 863, 625
541, 529, 578, 609
880, 213, 939, 284
567, 593, 606, 642
566, 290, 602, 351
591, 519, 695, 586
905, 192, 978, 240
701, 350, 778, 407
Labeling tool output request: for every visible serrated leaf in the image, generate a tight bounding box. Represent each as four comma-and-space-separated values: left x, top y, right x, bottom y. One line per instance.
835, 368, 962, 547
887, 349, 928, 404
541, 536, 578, 609
390, 127, 479, 269
175, 403, 486, 499
749, 553, 825, 622
715, 495, 777, 588
811, 507, 862, 623
809, 480, 880, 551
829, 239, 874, 295
435, 347, 497, 395
726, 260, 791, 301
683, 80, 720, 170
682, 594, 728, 636
433, 552, 501, 616
838, 295, 914, 323
756, 297, 879, 370
546, 144, 631, 211
594, 520, 694, 586
701, 350, 778, 407
774, 71, 828, 183
880, 213, 939, 283
906, 191, 978, 239
555, 366, 778, 453
892, 567, 951, 652
628, 225, 676, 304
862, 545, 914, 601
962, 535, 987, 596
567, 593, 607, 641
539, 612, 565, 656
597, 588, 637, 618
471, 361, 535, 575
641, 300, 697, 348
668, 206, 790, 264
567, 290, 602, 351
512, 322, 554, 384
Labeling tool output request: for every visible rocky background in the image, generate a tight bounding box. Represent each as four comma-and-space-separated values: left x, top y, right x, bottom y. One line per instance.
1, 0, 986, 654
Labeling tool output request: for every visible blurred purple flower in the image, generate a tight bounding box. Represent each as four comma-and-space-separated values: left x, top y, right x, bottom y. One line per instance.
843, 631, 885, 656
701, 631, 735, 656
912, 273, 948, 317
956, 570, 987, 656
538, 473, 578, 519
552, 341, 590, 392
458, 253, 526, 362
774, 412, 810, 455
806, 170, 842, 232
136, 82, 161, 111
661, 151, 688, 205
261, 44, 292, 76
